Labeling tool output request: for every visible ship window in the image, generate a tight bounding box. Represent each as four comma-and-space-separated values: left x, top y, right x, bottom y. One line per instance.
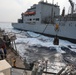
30, 19, 32, 21
33, 19, 35, 20
36, 18, 39, 21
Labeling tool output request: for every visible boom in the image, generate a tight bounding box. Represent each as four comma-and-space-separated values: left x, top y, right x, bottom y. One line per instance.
69, 0, 74, 14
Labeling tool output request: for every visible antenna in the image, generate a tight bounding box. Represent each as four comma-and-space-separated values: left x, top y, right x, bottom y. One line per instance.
52, 0, 54, 4
41, 0, 44, 2
46, 0, 47, 3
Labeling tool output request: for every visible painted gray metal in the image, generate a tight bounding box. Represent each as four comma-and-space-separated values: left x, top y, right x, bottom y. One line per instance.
12, 21, 76, 40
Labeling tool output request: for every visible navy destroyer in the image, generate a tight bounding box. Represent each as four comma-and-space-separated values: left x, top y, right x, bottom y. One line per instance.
12, 0, 76, 43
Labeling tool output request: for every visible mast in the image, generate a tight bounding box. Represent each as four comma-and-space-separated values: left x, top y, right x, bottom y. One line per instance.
69, 0, 74, 14
52, 0, 54, 4
41, 0, 44, 2
46, 0, 47, 3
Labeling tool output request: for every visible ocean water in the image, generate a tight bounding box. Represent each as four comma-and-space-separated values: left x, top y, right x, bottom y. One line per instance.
0, 22, 19, 32
0, 22, 76, 73
0, 22, 12, 28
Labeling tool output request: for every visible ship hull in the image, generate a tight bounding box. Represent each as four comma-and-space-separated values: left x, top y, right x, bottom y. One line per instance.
12, 22, 76, 43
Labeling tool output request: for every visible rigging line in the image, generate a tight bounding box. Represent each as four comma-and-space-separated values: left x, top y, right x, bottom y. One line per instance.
26, 24, 49, 38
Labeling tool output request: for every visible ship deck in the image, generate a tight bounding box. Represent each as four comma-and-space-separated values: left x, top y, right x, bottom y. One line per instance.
12, 68, 54, 75
6, 48, 56, 75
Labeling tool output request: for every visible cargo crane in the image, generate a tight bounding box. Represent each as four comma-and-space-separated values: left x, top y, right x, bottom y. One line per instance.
69, 0, 74, 14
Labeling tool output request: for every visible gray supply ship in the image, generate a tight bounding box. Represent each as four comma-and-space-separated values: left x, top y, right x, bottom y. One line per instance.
12, 0, 76, 43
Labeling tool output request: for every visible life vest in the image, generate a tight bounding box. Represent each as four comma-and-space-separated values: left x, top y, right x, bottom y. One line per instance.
12, 58, 16, 67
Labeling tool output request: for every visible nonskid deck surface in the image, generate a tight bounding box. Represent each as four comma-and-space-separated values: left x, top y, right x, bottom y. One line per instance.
12, 68, 53, 75
11, 64, 76, 75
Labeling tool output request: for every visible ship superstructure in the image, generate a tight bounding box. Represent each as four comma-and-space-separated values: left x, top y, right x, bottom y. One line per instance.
19, 1, 60, 24
12, 0, 76, 43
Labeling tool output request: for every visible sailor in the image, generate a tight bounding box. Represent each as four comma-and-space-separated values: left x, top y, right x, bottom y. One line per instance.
12, 58, 16, 67
29, 61, 35, 70
1, 43, 7, 58
0, 48, 4, 60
